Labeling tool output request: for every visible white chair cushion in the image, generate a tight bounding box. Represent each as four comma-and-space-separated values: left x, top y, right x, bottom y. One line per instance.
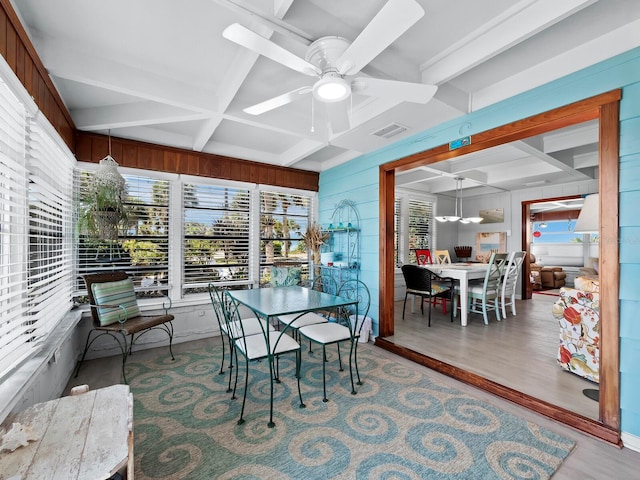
234, 332, 300, 360
298, 322, 352, 344
278, 312, 329, 329
467, 284, 498, 296
223, 317, 274, 338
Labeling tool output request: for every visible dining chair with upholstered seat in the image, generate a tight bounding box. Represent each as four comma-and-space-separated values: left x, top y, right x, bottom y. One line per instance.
222, 290, 304, 427
434, 249, 452, 264
454, 252, 508, 324
78, 271, 175, 383
500, 251, 526, 318
208, 283, 274, 386
277, 275, 338, 335
401, 264, 454, 326
298, 279, 371, 403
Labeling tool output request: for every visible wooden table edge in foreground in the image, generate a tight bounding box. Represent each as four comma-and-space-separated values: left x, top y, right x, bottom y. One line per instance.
0, 384, 134, 480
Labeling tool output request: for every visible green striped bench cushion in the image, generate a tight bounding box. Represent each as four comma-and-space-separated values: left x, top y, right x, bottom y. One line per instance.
91, 278, 140, 326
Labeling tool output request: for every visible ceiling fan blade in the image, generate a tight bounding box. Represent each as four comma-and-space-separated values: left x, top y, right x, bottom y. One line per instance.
353, 77, 437, 104
336, 0, 425, 75
325, 100, 351, 134
244, 87, 312, 115
223, 23, 321, 76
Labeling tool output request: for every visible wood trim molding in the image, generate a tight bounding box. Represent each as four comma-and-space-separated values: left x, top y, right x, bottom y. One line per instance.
375, 338, 621, 445
76, 131, 319, 191
378, 90, 622, 444
0, 0, 75, 148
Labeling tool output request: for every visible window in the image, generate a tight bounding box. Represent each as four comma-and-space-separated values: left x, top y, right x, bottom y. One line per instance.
75, 168, 170, 298
531, 220, 586, 244
183, 181, 251, 294
0, 74, 75, 379
395, 193, 435, 265
74, 171, 316, 297
259, 190, 313, 286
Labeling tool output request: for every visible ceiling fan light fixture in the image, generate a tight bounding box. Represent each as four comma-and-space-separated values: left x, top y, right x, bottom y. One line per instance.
313, 75, 351, 102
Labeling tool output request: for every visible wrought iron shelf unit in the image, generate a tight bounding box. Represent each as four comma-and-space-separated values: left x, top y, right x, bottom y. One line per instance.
315, 199, 360, 285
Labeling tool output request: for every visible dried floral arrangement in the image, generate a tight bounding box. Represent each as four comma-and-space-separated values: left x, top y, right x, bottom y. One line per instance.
302, 222, 329, 275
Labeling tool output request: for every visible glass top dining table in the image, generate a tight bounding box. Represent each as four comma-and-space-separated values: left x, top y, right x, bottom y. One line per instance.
226, 285, 357, 427
228, 285, 356, 320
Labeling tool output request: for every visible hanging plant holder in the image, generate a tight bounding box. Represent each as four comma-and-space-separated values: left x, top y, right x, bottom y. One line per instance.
78, 142, 129, 242
95, 210, 122, 240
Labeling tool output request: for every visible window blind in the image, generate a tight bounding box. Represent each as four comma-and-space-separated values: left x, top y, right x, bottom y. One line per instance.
259, 190, 312, 286
0, 77, 75, 380
0, 77, 30, 379
75, 168, 170, 297
408, 198, 433, 264
183, 181, 251, 294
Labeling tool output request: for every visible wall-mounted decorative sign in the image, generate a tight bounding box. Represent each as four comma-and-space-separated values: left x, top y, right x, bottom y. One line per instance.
479, 208, 504, 224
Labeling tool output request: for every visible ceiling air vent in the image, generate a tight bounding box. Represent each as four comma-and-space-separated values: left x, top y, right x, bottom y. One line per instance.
371, 123, 408, 139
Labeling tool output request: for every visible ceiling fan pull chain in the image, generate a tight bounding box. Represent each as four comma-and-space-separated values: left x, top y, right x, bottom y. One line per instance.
310, 96, 315, 133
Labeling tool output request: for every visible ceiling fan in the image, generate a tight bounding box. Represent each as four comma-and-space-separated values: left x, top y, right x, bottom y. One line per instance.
222, 0, 437, 133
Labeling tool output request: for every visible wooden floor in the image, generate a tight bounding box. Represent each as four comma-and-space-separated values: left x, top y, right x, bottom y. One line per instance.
387, 291, 599, 419
66, 337, 640, 479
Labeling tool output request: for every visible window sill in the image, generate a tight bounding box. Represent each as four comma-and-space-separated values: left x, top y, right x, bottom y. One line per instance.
0, 309, 82, 425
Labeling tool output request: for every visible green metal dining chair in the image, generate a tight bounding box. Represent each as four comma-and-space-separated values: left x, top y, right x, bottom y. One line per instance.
277, 275, 338, 347
298, 279, 370, 402
222, 290, 305, 427
208, 283, 274, 387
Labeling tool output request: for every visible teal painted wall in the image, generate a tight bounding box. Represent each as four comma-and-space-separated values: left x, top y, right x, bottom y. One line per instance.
319, 47, 640, 438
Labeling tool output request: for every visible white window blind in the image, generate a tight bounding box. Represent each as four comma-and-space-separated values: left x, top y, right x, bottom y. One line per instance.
408, 198, 434, 264
395, 194, 434, 265
259, 190, 312, 286
0, 76, 75, 380
26, 119, 74, 345
0, 77, 29, 379
183, 182, 250, 294
75, 168, 170, 297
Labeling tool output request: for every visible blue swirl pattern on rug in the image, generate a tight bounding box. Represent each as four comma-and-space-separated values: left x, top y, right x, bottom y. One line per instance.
127, 344, 574, 479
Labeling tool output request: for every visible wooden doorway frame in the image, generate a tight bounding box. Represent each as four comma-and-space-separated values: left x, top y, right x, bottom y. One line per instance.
376, 90, 621, 444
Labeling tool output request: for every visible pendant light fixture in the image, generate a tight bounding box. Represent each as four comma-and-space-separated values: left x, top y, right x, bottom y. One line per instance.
435, 177, 483, 224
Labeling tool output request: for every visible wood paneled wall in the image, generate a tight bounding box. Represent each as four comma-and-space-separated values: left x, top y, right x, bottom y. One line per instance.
0, 0, 75, 148
76, 132, 319, 191
1, 1, 319, 192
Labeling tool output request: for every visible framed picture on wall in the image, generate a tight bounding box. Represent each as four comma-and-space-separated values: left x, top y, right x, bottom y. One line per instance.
475, 232, 507, 262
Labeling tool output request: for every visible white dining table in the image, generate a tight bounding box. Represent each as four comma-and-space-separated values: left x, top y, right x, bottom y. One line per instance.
421, 263, 489, 326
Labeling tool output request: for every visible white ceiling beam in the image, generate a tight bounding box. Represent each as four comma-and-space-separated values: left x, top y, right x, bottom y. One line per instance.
192, 115, 225, 152
420, 0, 596, 85
513, 141, 593, 180
273, 0, 296, 19
220, 111, 319, 140
279, 139, 328, 167
72, 102, 209, 130
205, 140, 282, 164
113, 126, 195, 150
316, 150, 363, 172
193, 0, 300, 151
471, 19, 640, 110
542, 122, 598, 153
35, 35, 219, 113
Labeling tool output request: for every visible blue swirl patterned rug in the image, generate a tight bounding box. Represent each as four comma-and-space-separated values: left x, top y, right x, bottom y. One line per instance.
125, 342, 574, 479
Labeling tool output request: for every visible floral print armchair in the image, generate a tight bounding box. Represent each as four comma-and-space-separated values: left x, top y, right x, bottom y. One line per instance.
552, 282, 600, 383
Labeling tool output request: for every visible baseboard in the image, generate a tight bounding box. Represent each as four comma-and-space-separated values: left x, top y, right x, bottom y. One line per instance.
621, 432, 640, 453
